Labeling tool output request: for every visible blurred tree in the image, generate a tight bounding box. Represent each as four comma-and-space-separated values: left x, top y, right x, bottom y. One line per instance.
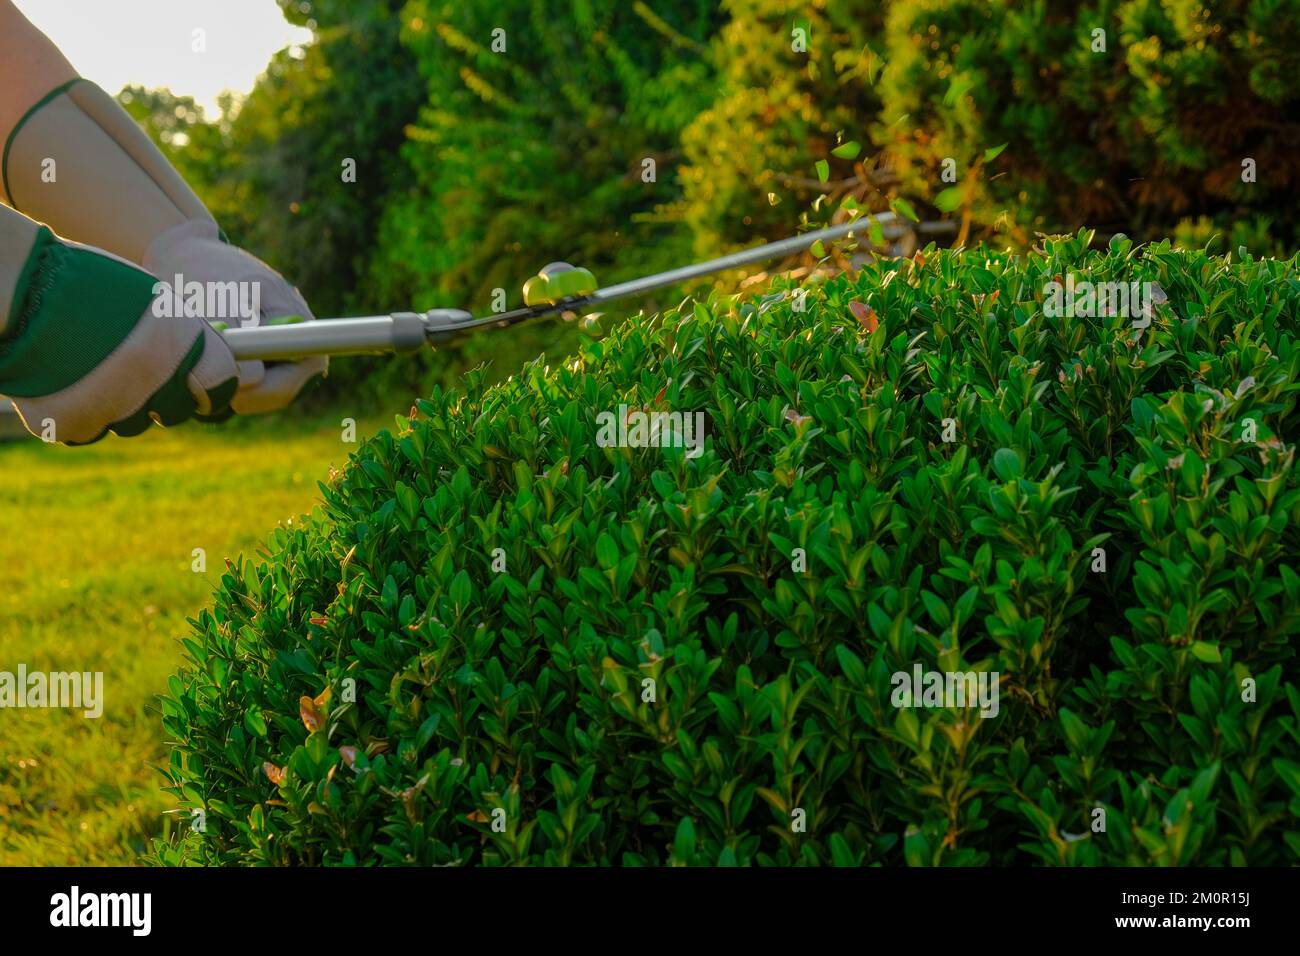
215, 0, 425, 320
875, 0, 1300, 251
368, 0, 721, 387
677, 0, 887, 255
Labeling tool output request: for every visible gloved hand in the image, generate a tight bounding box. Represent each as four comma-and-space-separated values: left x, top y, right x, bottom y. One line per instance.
0, 224, 239, 445
143, 219, 327, 417
3, 78, 326, 421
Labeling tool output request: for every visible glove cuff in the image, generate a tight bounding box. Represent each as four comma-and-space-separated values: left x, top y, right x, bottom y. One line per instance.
1, 78, 80, 207
2, 79, 218, 264
0, 227, 159, 396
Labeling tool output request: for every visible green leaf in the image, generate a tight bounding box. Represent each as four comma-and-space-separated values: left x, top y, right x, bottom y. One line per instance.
919, 590, 951, 628
595, 532, 619, 569
943, 76, 974, 106
829, 833, 858, 866
1274, 759, 1300, 797
992, 447, 1023, 480
831, 140, 861, 160
983, 142, 1008, 163
1190, 641, 1222, 663
1131, 397, 1155, 429
934, 186, 964, 212
835, 645, 868, 685
416, 713, 441, 751
1059, 708, 1092, 753
890, 197, 920, 222
673, 818, 696, 862
449, 569, 472, 608
903, 826, 930, 866
815, 159, 830, 183
1008, 738, 1028, 780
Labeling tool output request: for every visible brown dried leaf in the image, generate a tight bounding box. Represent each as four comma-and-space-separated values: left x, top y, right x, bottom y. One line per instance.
300, 694, 327, 734
849, 300, 879, 333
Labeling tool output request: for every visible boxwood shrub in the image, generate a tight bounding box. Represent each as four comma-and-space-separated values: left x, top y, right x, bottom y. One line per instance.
155, 231, 1300, 866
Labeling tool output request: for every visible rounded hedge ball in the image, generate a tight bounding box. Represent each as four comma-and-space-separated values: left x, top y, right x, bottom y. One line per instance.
156, 232, 1300, 867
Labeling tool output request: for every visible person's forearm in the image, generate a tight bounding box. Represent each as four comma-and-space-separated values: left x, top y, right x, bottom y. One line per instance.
0, 1, 212, 263
0, 2, 78, 164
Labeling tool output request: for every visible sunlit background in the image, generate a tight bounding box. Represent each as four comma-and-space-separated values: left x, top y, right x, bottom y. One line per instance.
12, 0, 311, 116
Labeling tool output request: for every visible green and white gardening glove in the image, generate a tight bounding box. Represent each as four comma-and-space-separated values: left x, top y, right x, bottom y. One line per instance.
2, 78, 326, 416
0, 206, 238, 445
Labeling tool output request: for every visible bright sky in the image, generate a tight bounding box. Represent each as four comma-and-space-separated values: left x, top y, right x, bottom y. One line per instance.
12, 0, 313, 117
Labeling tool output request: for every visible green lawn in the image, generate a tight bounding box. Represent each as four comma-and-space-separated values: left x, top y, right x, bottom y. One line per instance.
0, 412, 381, 865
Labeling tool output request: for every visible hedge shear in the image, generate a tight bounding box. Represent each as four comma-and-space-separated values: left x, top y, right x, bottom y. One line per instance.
221, 216, 898, 361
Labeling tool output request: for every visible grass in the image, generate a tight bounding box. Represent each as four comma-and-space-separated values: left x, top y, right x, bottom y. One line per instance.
0, 411, 382, 865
